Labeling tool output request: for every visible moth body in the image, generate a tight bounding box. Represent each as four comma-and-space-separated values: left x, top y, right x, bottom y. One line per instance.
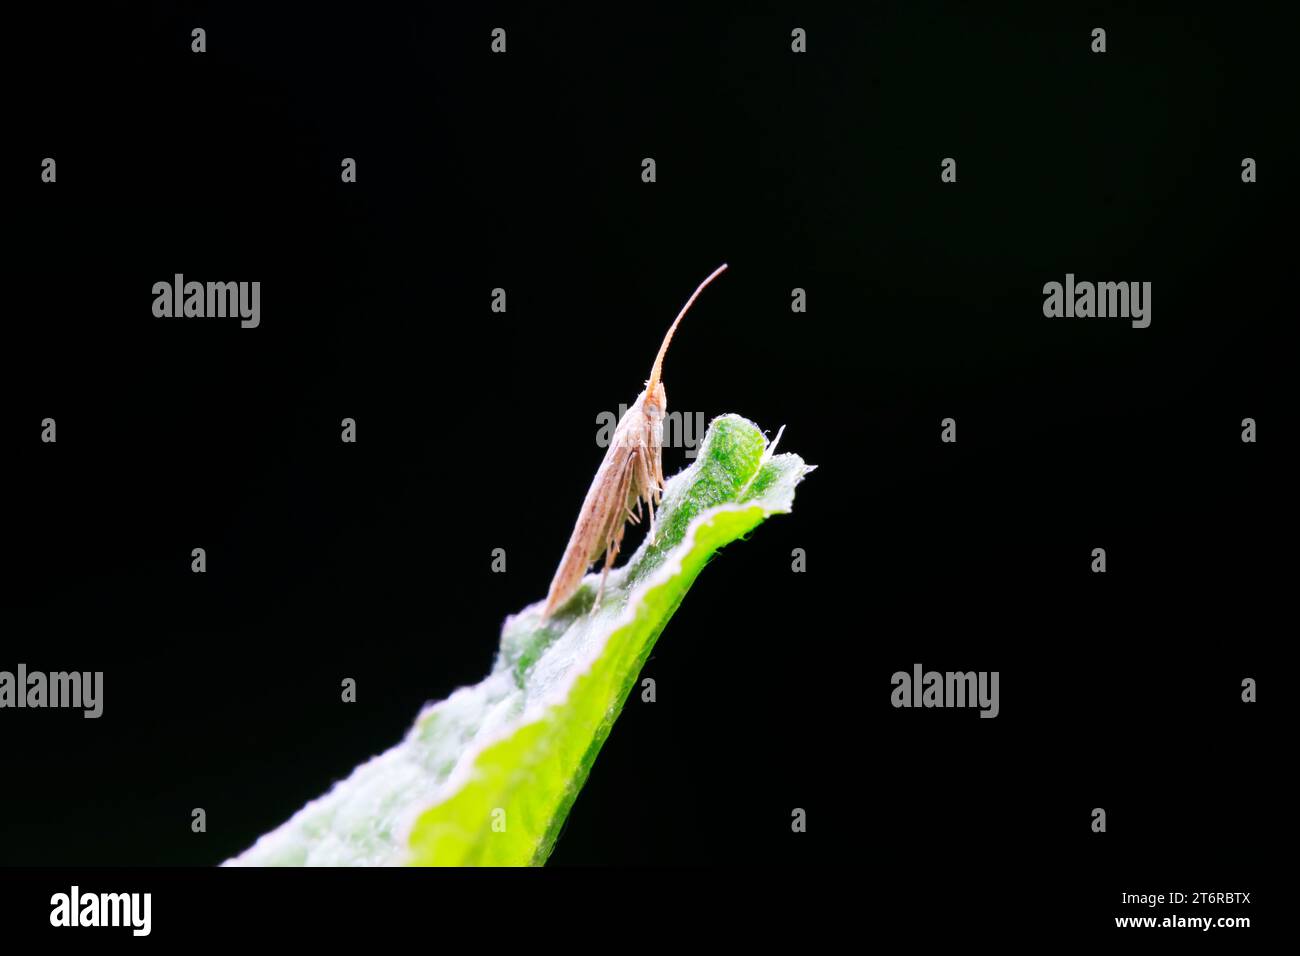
541, 265, 727, 619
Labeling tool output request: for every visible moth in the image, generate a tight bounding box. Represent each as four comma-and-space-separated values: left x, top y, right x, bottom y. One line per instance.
542, 264, 729, 619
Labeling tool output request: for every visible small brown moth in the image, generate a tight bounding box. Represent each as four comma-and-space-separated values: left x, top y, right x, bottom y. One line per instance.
542, 263, 729, 619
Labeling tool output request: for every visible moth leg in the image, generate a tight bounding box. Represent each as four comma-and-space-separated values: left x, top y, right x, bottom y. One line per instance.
591, 477, 633, 616
591, 539, 622, 615
638, 454, 659, 547
591, 565, 610, 615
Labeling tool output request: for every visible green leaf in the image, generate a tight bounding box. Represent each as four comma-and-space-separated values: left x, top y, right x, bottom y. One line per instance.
225, 414, 812, 867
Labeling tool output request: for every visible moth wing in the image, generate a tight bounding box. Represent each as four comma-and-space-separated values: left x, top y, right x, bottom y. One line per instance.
590, 445, 638, 566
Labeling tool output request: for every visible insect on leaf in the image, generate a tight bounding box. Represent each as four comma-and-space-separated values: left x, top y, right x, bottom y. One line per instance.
225, 414, 812, 866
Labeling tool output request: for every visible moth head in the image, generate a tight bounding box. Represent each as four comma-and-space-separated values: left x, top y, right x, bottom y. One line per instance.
644, 381, 667, 415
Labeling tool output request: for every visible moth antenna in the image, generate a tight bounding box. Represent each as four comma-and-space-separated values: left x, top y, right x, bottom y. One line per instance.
646, 263, 728, 396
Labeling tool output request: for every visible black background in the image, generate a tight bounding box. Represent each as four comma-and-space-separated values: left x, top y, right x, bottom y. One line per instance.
3, 0, 1283, 940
